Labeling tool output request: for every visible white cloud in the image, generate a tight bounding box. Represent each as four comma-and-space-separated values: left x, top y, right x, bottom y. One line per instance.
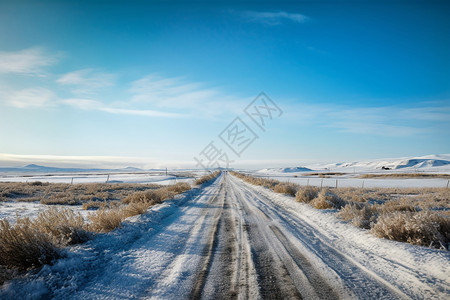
57, 68, 116, 95
99, 107, 185, 118
62, 98, 185, 118
0, 47, 58, 76
61, 98, 102, 110
7, 87, 56, 108
400, 106, 450, 122
129, 74, 245, 117
242, 11, 309, 25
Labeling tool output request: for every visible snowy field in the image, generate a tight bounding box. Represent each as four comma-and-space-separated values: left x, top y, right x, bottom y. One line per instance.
245, 154, 450, 188
0, 202, 91, 224
246, 173, 450, 188
0, 172, 200, 224
1, 172, 449, 299
0, 172, 197, 185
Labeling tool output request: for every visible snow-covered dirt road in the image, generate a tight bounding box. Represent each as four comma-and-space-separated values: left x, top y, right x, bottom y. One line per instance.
2, 172, 449, 299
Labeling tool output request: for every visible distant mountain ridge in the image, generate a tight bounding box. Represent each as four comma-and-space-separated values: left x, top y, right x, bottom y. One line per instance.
0, 164, 148, 174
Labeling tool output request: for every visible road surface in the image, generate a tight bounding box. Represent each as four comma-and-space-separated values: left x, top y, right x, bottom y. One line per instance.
2, 172, 449, 299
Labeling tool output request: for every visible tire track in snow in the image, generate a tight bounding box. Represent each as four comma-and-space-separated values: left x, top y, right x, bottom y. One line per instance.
190, 182, 225, 299
193, 175, 260, 299
229, 174, 411, 299
226, 173, 303, 299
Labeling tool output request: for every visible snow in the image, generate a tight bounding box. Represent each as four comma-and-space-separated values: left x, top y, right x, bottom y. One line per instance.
247, 154, 450, 188
0, 178, 224, 299
305, 154, 450, 173
256, 166, 312, 173
0, 202, 90, 224
0, 173, 194, 185
255, 154, 450, 174
1, 172, 449, 299
248, 174, 449, 188
233, 176, 450, 299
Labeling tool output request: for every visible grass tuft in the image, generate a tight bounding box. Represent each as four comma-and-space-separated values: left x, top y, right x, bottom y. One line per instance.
87, 208, 126, 233
311, 189, 345, 209
371, 211, 450, 249
295, 186, 319, 203
34, 208, 90, 245
273, 183, 298, 196
0, 218, 62, 270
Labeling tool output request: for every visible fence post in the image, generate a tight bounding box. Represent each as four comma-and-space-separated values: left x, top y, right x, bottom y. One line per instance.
71, 177, 73, 185
335, 179, 338, 188
320, 178, 323, 188
362, 180, 364, 189
106, 174, 110, 184
307, 178, 309, 186
447, 179, 449, 189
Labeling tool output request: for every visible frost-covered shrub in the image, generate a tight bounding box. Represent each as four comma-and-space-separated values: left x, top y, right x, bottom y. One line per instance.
0, 219, 61, 270
296, 186, 319, 203
123, 189, 175, 204
273, 183, 298, 196
338, 203, 377, 229
376, 199, 418, 214
311, 189, 345, 209
371, 211, 450, 249
167, 182, 191, 194
34, 208, 90, 245
123, 201, 153, 218
87, 208, 126, 233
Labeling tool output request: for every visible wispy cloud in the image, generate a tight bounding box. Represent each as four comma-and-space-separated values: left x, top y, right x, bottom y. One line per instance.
0, 46, 248, 118
62, 98, 186, 118
57, 68, 116, 96
242, 11, 309, 25
7, 87, 57, 108
400, 105, 450, 122
129, 74, 245, 117
0, 47, 59, 76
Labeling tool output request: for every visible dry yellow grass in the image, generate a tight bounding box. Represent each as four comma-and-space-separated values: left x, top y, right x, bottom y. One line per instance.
0, 206, 93, 272
87, 208, 126, 233
371, 211, 450, 249
0, 218, 62, 270
195, 171, 221, 185
273, 183, 298, 196
0, 181, 162, 205
167, 182, 191, 193
82, 200, 121, 210
34, 208, 90, 245
90, 182, 193, 232
295, 186, 319, 203
310, 189, 345, 209
122, 201, 153, 218
337, 203, 376, 229
230, 171, 450, 249
0, 180, 194, 276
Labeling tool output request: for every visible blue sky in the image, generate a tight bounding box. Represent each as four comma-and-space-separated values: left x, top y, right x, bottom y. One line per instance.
0, 0, 449, 168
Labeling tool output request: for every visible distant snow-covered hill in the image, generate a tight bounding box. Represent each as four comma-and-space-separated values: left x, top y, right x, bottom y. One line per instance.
256, 154, 450, 174
256, 166, 312, 174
